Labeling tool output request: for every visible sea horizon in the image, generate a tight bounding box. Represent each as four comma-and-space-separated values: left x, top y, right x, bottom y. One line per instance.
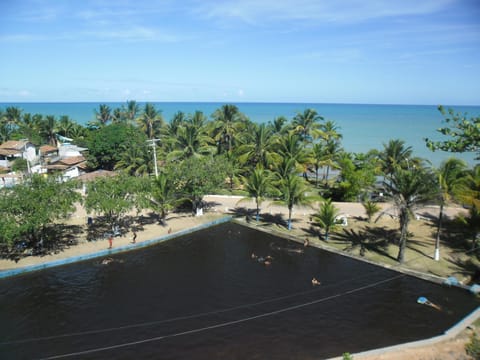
1, 101, 479, 167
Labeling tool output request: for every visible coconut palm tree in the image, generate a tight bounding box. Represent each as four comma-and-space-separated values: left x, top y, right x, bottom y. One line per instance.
147, 172, 177, 224
115, 143, 151, 177
95, 104, 112, 126
433, 158, 468, 260
292, 108, 323, 143
275, 173, 312, 230
40, 115, 58, 146
124, 100, 140, 124
237, 123, 279, 169
243, 165, 275, 222
168, 122, 214, 160
379, 139, 413, 178
384, 164, 437, 263
137, 103, 164, 140
456, 165, 480, 250
312, 198, 340, 241
211, 104, 246, 154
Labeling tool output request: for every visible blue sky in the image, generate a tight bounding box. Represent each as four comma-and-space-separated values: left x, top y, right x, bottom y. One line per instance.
0, 0, 479, 104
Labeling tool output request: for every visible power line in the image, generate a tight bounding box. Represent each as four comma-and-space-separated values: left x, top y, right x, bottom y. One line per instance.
38, 274, 404, 360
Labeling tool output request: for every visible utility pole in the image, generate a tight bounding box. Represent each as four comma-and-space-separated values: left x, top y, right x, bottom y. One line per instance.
147, 139, 160, 177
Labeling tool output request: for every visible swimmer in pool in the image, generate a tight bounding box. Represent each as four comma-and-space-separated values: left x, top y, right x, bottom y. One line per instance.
102, 257, 114, 265
311, 277, 321, 286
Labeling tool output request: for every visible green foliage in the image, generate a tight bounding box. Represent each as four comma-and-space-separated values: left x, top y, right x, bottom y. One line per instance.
362, 200, 381, 223
275, 173, 312, 230
84, 174, 141, 228
384, 165, 438, 263
336, 153, 376, 201
426, 106, 480, 159
86, 123, 147, 171
0, 175, 81, 248
169, 156, 228, 213
243, 165, 275, 221
465, 332, 480, 359
11, 158, 28, 172
342, 353, 354, 360
139, 172, 178, 223
312, 198, 340, 241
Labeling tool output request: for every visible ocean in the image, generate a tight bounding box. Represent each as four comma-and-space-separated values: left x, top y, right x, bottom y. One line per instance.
1, 102, 479, 166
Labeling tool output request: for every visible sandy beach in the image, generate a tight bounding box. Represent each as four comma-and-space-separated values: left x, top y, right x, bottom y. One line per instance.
0, 195, 475, 359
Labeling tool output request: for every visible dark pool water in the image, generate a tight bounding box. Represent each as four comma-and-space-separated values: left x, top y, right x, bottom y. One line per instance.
0, 222, 478, 359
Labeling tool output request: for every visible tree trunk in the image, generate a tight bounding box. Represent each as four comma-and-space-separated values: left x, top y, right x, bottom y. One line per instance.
397, 210, 410, 263
288, 206, 292, 230
434, 203, 444, 261
255, 197, 260, 222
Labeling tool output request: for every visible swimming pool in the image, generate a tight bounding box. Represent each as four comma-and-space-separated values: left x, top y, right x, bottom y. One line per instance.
0, 222, 478, 359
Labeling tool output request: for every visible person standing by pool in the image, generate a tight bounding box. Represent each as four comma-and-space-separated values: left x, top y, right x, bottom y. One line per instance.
108, 235, 113, 249
132, 230, 137, 244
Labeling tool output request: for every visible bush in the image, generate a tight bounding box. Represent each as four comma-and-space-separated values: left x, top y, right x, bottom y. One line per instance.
466, 332, 480, 359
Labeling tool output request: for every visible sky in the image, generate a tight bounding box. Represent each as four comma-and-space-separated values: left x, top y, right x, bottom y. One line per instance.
0, 0, 479, 105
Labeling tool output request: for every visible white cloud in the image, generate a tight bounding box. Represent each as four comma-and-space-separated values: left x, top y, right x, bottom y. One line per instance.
196, 0, 456, 24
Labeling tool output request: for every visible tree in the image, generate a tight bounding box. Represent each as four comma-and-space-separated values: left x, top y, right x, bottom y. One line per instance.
292, 108, 323, 143
39, 115, 58, 146
94, 104, 112, 126
312, 198, 340, 241
379, 139, 413, 178
456, 165, 480, 250
114, 142, 152, 177
211, 104, 246, 154
139, 172, 178, 224
167, 121, 214, 160
237, 122, 279, 169
425, 106, 480, 159
362, 200, 381, 223
86, 123, 147, 171
384, 165, 437, 263
336, 152, 376, 201
433, 158, 468, 260
242, 165, 274, 222
0, 175, 81, 249
275, 173, 312, 230
84, 174, 140, 231
169, 156, 227, 215
137, 103, 164, 139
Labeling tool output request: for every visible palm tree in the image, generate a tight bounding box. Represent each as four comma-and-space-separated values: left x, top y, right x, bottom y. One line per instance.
433, 158, 468, 260
379, 139, 413, 178
457, 165, 480, 250
168, 122, 214, 160
115, 143, 151, 177
124, 100, 140, 124
149, 172, 177, 224
292, 108, 323, 143
18, 113, 42, 144
243, 165, 274, 222
312, 198, 340, 241
237, 123, 279, 169
137, 103, 164, 139
275, 173, 312, 230
40, 115, 58, 146
362, 200, 381, 223
384, 165, 437, 263
95, 104, 112, 126
211, 104, 246, 154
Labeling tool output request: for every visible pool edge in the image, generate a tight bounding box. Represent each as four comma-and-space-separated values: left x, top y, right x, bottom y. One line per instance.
0, 215, 232, 279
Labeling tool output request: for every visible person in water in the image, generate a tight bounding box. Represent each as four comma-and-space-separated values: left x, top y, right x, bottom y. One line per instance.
102, 257, 114, 265
312, 277, 321, 286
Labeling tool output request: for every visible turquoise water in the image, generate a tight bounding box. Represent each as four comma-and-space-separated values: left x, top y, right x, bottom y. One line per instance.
1, 102, 479, 166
